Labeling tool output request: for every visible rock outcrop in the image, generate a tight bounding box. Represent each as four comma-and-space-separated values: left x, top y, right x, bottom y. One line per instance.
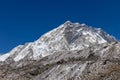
0, 21, 119, 80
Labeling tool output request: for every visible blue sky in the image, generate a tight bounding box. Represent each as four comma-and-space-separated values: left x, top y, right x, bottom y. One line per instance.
0, 0, 120, 53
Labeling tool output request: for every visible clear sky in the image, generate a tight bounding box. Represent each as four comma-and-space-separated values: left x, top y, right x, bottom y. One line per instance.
0, 0, 120, 53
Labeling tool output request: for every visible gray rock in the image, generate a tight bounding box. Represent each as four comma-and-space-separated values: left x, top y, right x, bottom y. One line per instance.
0, 21, 119, 80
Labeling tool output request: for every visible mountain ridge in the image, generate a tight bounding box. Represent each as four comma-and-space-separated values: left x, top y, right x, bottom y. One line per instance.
0, 21, 120, 80
0, 21, 116, 63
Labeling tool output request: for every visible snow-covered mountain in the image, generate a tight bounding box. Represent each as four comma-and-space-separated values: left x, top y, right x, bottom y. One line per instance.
0, 21, 116, 63
0, 21, 120, 80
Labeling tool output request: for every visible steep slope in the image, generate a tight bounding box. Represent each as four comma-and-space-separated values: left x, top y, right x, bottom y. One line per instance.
0, 42, 120, 80
0, 21, 119, 80
0, 21, 116, 63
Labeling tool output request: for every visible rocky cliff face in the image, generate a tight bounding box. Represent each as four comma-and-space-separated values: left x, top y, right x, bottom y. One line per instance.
0, 21, 115, 62
0, 21, 119, 80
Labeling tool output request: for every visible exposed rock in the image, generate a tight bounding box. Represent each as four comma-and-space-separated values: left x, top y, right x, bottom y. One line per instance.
0, 21, 119, 80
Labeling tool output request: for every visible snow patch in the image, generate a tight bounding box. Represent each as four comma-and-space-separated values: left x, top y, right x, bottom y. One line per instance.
14, 43, 32, 62
0, 53, 10, 61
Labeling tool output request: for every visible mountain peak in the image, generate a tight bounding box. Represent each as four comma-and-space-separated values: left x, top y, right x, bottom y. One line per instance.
64, 21, 72, 24
0, 21, 116, 62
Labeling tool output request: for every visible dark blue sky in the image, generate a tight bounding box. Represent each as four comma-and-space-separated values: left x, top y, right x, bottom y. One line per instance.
0, 0, 120, 53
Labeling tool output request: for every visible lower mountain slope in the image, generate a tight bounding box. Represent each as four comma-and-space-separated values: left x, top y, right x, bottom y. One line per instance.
0, 42, 120, 80
0, 21, 119, 80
